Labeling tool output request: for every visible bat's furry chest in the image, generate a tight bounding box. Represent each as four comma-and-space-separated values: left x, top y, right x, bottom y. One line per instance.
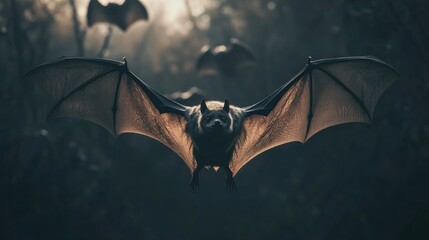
192, 133, 236, 167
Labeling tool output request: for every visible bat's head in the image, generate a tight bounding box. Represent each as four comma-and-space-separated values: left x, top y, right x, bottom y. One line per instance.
199, 99, 233, 134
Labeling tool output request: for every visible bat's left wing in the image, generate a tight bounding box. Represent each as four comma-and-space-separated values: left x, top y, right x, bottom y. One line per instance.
122, 0, 149, 29
196, 45, 218, 75
229, 38, 256, 68
230, 56, 400, 175
26, 57, 196, 172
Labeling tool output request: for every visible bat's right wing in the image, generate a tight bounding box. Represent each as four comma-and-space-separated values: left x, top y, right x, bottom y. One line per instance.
230, 56, 400, 175
26, 57, 196, 173
87, 0, 109, 28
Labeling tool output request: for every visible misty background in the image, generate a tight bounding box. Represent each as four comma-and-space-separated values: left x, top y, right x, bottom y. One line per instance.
1, 0, 428, 239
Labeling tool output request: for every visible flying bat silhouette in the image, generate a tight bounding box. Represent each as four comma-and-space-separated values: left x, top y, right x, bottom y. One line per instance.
168, 87, 205, 106
87, 0, 148, 31
26, 56, 399, 191
197, 38, 256, 77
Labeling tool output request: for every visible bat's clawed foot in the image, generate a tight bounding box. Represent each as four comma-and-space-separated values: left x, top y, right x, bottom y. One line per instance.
226, 176, 236, 192
189, 175, 199, 193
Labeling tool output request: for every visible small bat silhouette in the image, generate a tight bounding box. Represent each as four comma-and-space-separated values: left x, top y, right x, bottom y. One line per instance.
168, 87, 205, 106
87, 0, 148, 31
27, 56, 399, 191
197, 38, 256, 77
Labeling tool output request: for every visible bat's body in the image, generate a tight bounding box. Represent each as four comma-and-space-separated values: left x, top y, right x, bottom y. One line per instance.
185, 101, 244, 191
27, 56, 400, 191
197, 38, 256, 76
87, 0, 148, 31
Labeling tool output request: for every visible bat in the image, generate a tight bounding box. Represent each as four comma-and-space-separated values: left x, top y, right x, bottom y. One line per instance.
168, 87, 205, 106
26, 56, 399, 191
87, 0, 148, 31
197, 38, 256, 77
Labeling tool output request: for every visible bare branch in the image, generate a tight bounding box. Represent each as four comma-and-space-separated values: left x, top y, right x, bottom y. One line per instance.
97, 26, 113, 58
69, 0, 85, 56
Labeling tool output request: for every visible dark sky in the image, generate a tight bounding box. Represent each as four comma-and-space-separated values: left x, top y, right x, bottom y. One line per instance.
1, 0, 428, 239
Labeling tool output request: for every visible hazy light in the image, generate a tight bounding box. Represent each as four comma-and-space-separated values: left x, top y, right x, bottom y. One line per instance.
213, 45, 228, 53
197, 14, 211, 30
98, 0, 125, 5
54, 0, 220, 64
77, 0, 89, 18
187, 0, 205, 16
160, 0, 191, 36
40, 129, 49, 136
267, 2, 276, 11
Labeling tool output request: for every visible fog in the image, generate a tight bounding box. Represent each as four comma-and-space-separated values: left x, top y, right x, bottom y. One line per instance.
1, 0, 428, 239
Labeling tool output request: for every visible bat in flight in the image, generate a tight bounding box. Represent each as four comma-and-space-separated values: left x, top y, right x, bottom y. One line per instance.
26, 56, 399, 192
87, 0, 148, 31
168, 87, 205, 106
197, 38, 256, 77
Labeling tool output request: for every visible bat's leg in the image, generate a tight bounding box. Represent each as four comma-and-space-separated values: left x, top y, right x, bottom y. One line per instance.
223, 166, 236, 192
190, 165, 202, 192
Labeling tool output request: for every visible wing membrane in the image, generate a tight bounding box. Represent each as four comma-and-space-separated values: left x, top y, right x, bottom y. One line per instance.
27, 57, 196, 172
230, 56, 399, 175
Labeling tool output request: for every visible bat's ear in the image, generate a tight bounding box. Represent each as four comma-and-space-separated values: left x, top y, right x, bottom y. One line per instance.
223, 99, 230, 113
200, 99, 208, 113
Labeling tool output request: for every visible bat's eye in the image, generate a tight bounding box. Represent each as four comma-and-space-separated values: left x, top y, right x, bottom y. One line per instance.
205, 117, 211, 121
221, 116, 226, 121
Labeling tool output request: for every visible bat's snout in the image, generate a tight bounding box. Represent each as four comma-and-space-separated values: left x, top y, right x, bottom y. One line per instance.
212, 119, 224, 128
